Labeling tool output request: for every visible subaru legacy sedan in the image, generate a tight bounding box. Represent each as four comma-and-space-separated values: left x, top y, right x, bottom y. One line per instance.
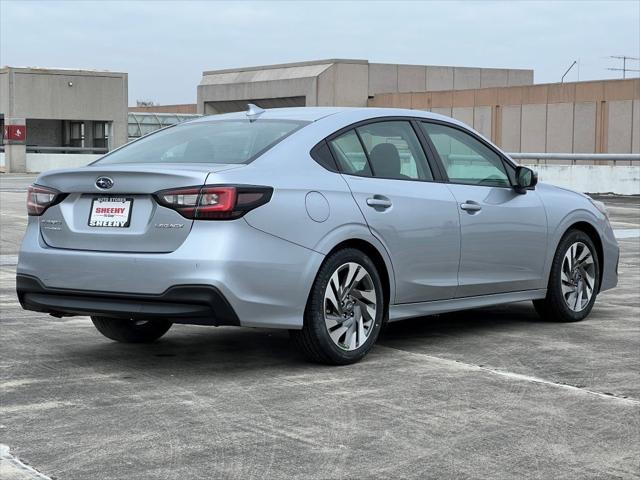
17, 107, 618, 364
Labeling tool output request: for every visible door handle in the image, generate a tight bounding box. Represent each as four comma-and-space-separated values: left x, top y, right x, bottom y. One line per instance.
366, 197, 392, 209
460, 202, 482, 212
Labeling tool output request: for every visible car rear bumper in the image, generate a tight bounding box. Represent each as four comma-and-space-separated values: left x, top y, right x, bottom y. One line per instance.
17, 218, 325, 329
17, 274, 240, 325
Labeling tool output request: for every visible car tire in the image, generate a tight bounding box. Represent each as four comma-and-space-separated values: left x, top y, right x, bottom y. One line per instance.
91, 316, 172, 343
533, 229, 600, 322
291, 248, 386, 365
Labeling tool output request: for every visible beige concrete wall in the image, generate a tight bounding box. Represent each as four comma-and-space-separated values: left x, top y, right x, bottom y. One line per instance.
0, 71, 9, 115
521, 104, 547, 152
473, 106, 492, 139
9, 71, 125, 121
0, 67, 128, 148
316, 67, 335, 106
367, 64, 532, 96
546, 103, 574, 152
573, 102, 596, 153
431, 107, 452, 117
481, 69, 509, 88
454, 68, 481, 90
452, 107, 473, 126
508, 70, 535, 87
501, 106, 521, 152
426, 67, 455, 92
334, 63, 370, 107
198, 62, 333, 112
398, 65, 426, 93
368, 63, 398, 96
369, 78, 640, 154
199, 60, 533, 112
608, 100, 634, 153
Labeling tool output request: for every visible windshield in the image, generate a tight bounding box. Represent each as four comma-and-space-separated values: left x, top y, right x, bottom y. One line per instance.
96, 119, 308, 165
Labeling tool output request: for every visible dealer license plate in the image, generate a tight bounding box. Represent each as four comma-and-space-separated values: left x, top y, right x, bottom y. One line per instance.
88, 197, 133, 228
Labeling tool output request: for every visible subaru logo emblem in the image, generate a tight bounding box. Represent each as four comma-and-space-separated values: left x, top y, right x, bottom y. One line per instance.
95, 177, 114, 190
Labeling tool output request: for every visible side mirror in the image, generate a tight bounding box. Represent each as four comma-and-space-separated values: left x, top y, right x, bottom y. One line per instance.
515, 166, 538, 194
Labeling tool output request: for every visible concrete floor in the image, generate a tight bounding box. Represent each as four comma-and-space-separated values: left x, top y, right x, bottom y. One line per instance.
0, 175, 638, 479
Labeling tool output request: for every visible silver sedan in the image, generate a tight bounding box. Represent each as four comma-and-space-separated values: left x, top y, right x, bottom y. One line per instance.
17, 106, 619, 364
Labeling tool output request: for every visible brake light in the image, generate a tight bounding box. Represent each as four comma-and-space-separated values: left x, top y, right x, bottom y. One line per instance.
27, 185, 65, 216
154, 185, 273, 220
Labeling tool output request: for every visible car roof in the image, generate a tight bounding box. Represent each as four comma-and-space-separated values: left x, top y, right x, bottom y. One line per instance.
188, 106, 460, 125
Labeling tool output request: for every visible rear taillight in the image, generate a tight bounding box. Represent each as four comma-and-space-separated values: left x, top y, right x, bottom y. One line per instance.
154, 185, 273, 220
27, 185, 65, 216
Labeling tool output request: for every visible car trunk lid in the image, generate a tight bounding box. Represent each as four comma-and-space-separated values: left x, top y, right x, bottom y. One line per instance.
36, 163, 243, 253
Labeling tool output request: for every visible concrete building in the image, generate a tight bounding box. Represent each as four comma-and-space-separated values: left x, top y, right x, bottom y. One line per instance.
0, 67, 128, 172
197, 59, 533, 114
368, 78, 640, 155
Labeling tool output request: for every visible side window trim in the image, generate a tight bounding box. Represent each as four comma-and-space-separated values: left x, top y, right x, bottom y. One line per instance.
420, 119, 515, 188
410, 119, 448, 181
353, 128, 376, 176
310, 140, 339, 172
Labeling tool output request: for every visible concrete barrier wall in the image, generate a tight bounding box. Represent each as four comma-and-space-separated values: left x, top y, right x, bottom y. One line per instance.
25, 153, 101, 173
522, 163, 640, 195
369, 78, 640, 155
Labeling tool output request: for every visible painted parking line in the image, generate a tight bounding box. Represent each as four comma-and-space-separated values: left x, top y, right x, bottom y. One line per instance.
614, 228, 640, 239
0, 444, 52, 480
0, 255, 18, 266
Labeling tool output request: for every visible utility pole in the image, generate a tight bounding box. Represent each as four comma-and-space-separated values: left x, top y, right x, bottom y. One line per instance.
607, 55, 640, 79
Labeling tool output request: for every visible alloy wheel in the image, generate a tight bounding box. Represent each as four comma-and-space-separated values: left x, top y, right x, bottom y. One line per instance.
323, 262, 377, 351
561, 241, 596, 312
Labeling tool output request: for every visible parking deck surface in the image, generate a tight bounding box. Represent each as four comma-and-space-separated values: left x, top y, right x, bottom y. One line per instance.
1, 174, 638, 479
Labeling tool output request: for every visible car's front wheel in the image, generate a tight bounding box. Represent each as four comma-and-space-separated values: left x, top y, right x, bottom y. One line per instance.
91, 316, 172, 343
533, 229, 600, 322
291, 248, 385, 365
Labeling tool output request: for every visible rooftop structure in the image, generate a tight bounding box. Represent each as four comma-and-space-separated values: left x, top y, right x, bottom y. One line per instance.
1, 66, 128, 172
197, 59, 534, 115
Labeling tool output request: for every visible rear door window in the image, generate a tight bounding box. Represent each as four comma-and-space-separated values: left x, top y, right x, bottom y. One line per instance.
356, 121, 432, 181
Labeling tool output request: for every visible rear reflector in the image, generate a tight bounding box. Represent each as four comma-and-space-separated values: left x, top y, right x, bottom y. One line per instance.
27, 185, 66, 216
154, 185, 272, 220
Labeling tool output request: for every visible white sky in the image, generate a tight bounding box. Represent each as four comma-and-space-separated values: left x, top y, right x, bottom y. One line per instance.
1, 0, 639, 105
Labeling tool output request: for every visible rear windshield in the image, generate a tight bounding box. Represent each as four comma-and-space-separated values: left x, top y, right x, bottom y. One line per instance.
96, 119, 307, 165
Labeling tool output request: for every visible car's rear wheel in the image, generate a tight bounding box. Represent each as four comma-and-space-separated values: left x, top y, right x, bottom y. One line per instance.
91, 316, 172, 343
291, 248, 385, 365
533, 229, 600, 322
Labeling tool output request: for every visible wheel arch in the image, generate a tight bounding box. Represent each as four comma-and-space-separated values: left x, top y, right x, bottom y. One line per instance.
324, 239, 393, 310
564, 221, 605, 292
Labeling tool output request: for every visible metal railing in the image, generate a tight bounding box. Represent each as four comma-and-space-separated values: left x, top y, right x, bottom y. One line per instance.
25, 146, 108, 154
508, 153, 640, 165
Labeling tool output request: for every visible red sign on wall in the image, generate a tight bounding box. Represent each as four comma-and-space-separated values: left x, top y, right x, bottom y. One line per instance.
3, 125, 27, 143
